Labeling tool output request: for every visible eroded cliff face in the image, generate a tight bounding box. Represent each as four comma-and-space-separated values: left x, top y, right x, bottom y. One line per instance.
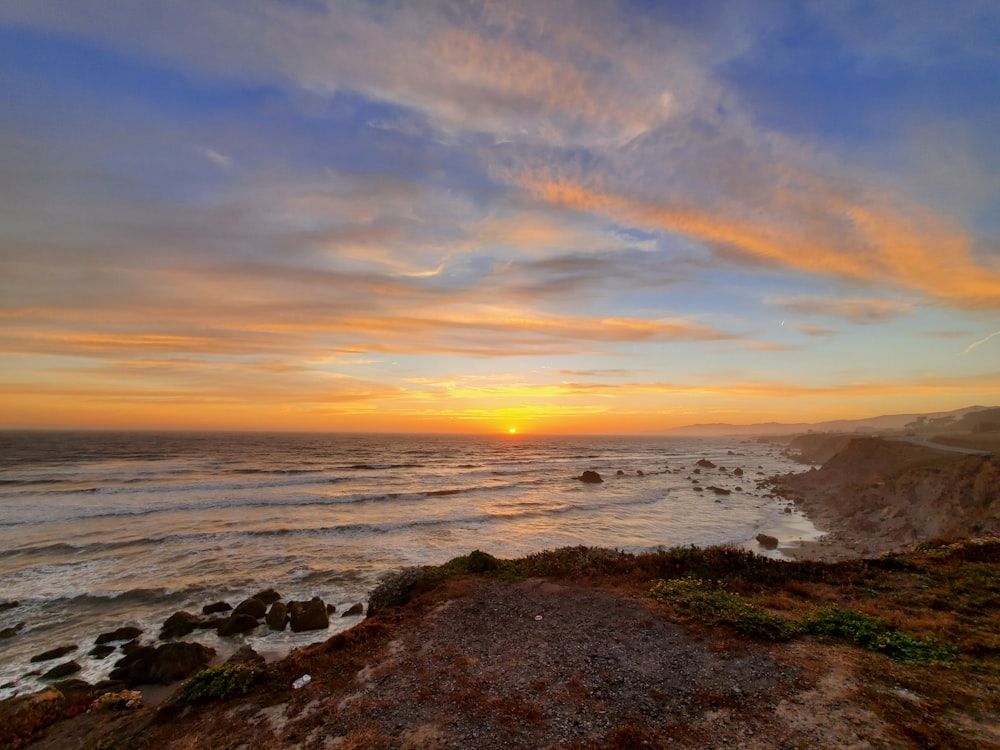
777, 438, 999, 550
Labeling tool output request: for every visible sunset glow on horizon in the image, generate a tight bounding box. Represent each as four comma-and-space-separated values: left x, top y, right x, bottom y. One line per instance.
1, 2, 999, 434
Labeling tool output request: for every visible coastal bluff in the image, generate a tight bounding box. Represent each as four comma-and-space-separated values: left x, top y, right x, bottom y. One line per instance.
775, 436, 999, 558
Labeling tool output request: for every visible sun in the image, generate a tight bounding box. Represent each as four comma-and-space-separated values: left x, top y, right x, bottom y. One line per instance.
508, 427, 517, 434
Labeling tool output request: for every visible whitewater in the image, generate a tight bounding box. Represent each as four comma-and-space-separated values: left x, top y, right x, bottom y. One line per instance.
0, 431, 821, 698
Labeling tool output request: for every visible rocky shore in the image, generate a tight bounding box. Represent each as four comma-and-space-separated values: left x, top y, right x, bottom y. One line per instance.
3, 437, 998, 749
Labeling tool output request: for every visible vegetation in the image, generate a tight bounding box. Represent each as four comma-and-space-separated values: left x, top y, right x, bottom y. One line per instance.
177, 663, 264, 704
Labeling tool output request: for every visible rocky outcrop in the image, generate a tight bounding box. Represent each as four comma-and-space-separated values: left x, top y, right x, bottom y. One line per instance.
342, 603, 365, 617
202, 601, 232, 615
756, 534, 779, 550
109, 641, 215, 686
0, 623, 24, 639
30, 645, 76, 663
42, 661, 81, 680
225, 645, 265, 666
696, 459, 716, 468
252, 589, 282, 606
95, 626, 142, 645
159, 611, 202, 640
233, 597, 268, 619
579, 471, 603, 484
217, 614, 259, 637
266, 602, 288, 631
289, 597, 330, 632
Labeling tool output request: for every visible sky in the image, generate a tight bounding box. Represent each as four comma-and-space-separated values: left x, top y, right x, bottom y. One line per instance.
1, 0, 999, 434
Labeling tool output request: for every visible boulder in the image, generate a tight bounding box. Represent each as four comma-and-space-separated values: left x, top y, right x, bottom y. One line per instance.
30, 645, 76, 663
288, 597, 330, 632
707, 486, 731, 496
233, 596, 267, 619
266, 602, 288, 631
0, 622, 24, 639
696, 459, 716, 468
89, 644, 115, 659
95, 626, 142, 645
225, 645, 265, 666
217, 614, 260, 637
202, 601, 232, 615
0, 600, 18, 611
756, 533, 779, 550
637, 470, 644, 476
733, 468, 744, 476
42, 661, 81, 680
579, 470, 603, 484
251, 588, 282, 606
0, 687, 66, 747
197, 617, 226, 629
110, 641, 214, 686
342, 602, 365, 617
159, 611, 202, 640
616, 470, 625, 476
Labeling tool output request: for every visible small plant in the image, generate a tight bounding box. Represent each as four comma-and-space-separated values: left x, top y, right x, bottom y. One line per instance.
178, 663, 264, 704
650, 578, 792, 640
802, 607, 955, 664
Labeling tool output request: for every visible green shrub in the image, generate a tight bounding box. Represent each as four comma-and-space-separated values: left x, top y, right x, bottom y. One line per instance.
178, 663, 264, 704
802, 607, 955, 664
650, 578, 792, 640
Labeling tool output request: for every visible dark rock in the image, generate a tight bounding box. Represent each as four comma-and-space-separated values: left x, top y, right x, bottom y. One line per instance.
232, 596, 267, 619
42, 660, 81, 680
95, 626, 142, 645
637, 470, 644, 476
616, 470, 625, 476
110, 641, 214, 686
30, 645, 77, 663
342, 602, 365, 617
197, 617, 226, 629
89, 644, 115, 659
696, 459, 716, 468
159, 611, 202, 640
707, 486, 731, 496
202, 601, 232, 615
121, 640, 143, 655
266, 602, 288, 631
0, 622, 24, 639
756, 533, 779, 550
326, 603, 336, 614
225, 645, 265, 666
733, 467, 744, 476
251, 588, 282, 606
288, 597, 329, 632
0, 600, 18, 612
579, 470, 603, 484
217, 614, 260, 636
0, 687, 66, 744
692, 468, 701, 474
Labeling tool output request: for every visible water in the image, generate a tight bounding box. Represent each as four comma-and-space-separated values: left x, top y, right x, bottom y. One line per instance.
0, 431, 819, 698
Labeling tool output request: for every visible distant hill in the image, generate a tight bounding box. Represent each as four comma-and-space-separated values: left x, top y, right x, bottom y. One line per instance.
664, 405, 996, 437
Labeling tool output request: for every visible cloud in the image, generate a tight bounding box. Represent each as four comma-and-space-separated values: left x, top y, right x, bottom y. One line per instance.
201, 147, 231, 168
767, 296, 914, 324
962, 330, 1000, 354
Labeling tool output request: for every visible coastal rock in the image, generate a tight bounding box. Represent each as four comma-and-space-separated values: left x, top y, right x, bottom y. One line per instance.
0, 623, 24, 639
696, 459, 716, 468
733, 468, 744, 476
637, 470, 644, 476
225, 645, 265, 666
217, 614, 260, 637
616, 470, 625, 476
266, 602, 288, 631
342, 602, 365, 617
159, 611, 202, 640
202, 601, 232, 615
197, 617, 225, 629
756, 534, 779, 550
42, 661, 81, 680
289, 597, 330, 632
233, 596, 267, 619
0, 600, 18, 611
110, 641, 214, 686
579, 471, 603, 484
89, 644, 115, 659
707, 486, 731, 496
30, 645, 77, 663
95, 626, 142, 645
0, 687, 66, 746
252, 588, 282, 606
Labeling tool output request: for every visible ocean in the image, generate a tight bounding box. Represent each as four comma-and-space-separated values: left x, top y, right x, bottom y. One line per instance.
0, 431, 820, 698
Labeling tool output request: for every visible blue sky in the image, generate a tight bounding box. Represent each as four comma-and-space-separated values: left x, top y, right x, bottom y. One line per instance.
0, 0, 998, 432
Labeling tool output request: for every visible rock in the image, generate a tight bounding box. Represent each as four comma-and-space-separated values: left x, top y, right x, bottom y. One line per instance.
288, 597, 330, 632
693, 486, 704, 491
95, 626, 142, 645
89, 644, 116, 659
30, 645, 77, 663
707, 486, 731, 495
233, 596, 267, 619
42, 660, 81, 680
225, 645, 265, 666
692, 468, 701, 474
197, 617, 226, 629
202, 601, 232, 615
0, 622, 24, 639
0, 600, 18, 611
251, 588, 282, 606
110, 641, 214, 686
342, 602, 365, 617
217, 614, 260, 637
0, 687, 66, 746
616, 470, 625, 476
733, 467, 744, 476
266, 602, 288, 631
326, 603, 336, 614
637, 470, 644, 476
696, 459, 716, 468
579, 470, 603, 484
159, 611, 202, 640
756, 534, 779, 550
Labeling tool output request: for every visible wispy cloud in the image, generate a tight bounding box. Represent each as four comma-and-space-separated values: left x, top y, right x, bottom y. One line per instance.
767, 296, 914, 324
963, 330, 1000, 354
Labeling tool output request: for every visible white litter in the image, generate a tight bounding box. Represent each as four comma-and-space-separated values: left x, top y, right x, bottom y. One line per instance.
292, 674, 312, 689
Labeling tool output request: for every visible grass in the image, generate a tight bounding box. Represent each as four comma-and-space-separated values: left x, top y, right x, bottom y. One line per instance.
177, 663, 265, 704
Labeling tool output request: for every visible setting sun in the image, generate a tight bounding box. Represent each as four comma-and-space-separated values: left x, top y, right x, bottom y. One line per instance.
508, 428, 517, 434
